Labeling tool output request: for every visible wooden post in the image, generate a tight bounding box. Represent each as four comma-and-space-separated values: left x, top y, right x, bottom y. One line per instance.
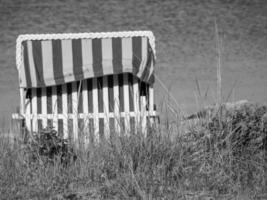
123, 74, 130, 135
92, 78, 99, 143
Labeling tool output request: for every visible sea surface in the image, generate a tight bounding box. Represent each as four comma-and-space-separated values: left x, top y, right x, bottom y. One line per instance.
0, 0, 267, 128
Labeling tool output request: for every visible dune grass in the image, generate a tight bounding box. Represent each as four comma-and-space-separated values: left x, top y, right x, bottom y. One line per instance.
0, 102, 266, 200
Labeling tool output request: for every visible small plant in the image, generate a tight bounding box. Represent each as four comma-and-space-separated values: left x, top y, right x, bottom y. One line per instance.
27, 128, 77, 166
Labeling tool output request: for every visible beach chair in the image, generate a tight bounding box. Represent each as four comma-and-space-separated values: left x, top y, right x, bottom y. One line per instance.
12, 31, 157, 144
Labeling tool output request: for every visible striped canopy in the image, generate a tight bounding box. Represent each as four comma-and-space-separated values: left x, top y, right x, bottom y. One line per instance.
16, 31, 156, 88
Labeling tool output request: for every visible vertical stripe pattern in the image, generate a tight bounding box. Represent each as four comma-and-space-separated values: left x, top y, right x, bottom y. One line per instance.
92, 39, 103, 76
112, 38, 123, 74
20, 36, 154, 88
72, 39, 84, 80
22, 74, 156, 141
32, 41, 44, 87
22, 42, 32, 87
27, 41, 37, 87
52, 40, 63, 85
132, 37, 142, 75
42, 40, 55, 86
121, 38, 133, 72
62, 40, 74, 83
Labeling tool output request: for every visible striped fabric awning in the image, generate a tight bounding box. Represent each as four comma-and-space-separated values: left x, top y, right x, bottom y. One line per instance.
16, 31, 156, 88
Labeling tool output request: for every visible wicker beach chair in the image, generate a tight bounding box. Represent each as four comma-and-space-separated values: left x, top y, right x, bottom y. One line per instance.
12, 31, 157, 145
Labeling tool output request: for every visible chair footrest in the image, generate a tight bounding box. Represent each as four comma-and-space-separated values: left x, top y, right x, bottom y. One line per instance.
12, 111, 158, 120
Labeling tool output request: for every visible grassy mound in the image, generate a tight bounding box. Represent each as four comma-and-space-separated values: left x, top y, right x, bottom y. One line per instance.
0, 103, 266, 199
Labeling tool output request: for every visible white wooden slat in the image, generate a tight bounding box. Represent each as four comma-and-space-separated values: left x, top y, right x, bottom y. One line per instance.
92, 78, 99, 142
123, 74, 130, 134
141, 96, 147, 135
102, 76, 110, 139
82, 79, 89, 147
72, 81, 78, 143
72, 82, 78, 113
12, 113, 23, 119
62, 84, 68, 139
25, 90, 32, 134
149, 85, 154, 124
31, 88, 38, 132
113, 75, 120, 134
133, 77, 140, 130
20, 88, 25, 114
52, 86, 58, 132
82, 80, 89, 114
77, 80, 84, 146
41, 87, 47, 128
149, 85, 154, 112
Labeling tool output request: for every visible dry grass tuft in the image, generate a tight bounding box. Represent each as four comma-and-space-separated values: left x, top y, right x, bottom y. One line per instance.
0, 103, 266, 199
